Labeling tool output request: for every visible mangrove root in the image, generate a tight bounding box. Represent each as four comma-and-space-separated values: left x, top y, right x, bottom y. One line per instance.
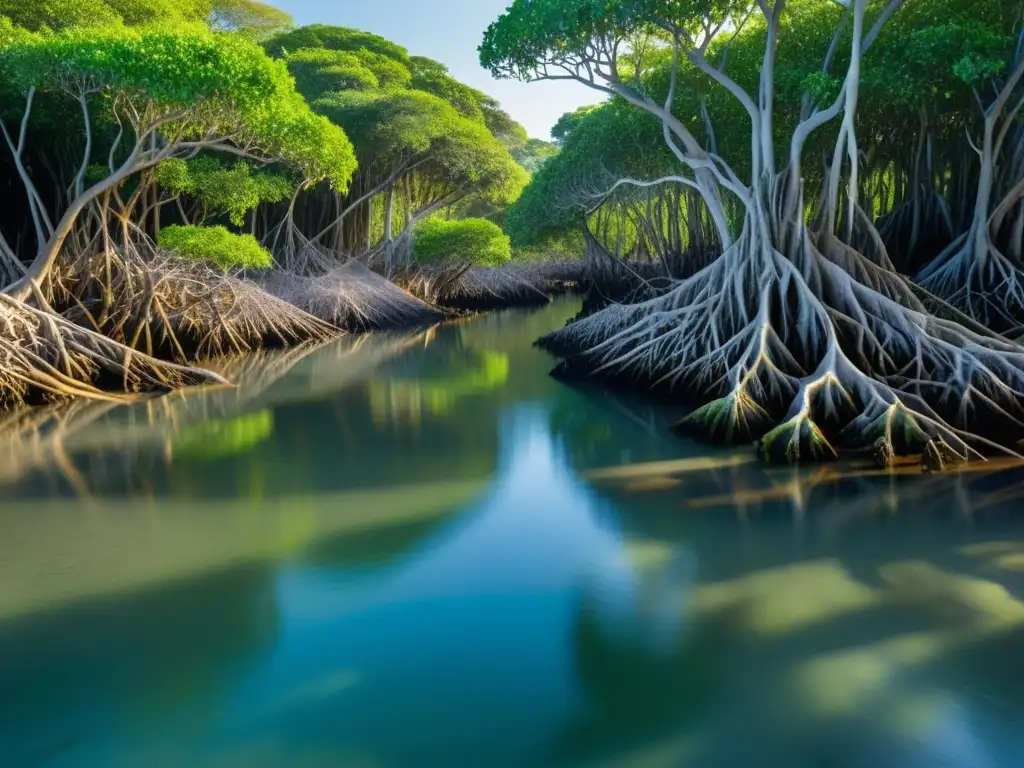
540, 213, 1024, 465
0, 292, 224, 407
263, 260, 448, 332
52, 249, 339, 361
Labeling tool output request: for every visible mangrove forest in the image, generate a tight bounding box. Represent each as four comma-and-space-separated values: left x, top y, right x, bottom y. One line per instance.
0, 0, 1023, 469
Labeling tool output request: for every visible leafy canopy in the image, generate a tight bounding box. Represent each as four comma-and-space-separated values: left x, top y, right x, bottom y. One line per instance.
159, 224, 273, 269
314, 89, 527, 204
154, 157, 292, 226
479, 0, 737, 82
283, 47, 381, 98
264, 24, 411, 67
414, 217, 512, 266
0, 0, 211, 31
512, 138, 559, 174
208, 0, 293, 40
0, 26, 357, 190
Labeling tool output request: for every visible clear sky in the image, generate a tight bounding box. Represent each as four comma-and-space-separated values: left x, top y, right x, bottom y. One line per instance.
271, 0, 604, 140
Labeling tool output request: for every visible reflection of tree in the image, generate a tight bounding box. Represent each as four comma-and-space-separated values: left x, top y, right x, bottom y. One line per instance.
580, 448, 1024, 552
370, 348, 510, 422
547, 376, 689, 475
299, 514, 451, 572
0, 342, 327, 498
557, 572, 731, 763
174, 409, 274, 461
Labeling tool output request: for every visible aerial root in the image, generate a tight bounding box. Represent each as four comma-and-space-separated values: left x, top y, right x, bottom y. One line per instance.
540, 222, 1024, 465
922, 438, 965, 473
916, 233, 1024, 335
0, 293, 225, 407
395, 260, 580, 311
263, 261, 447, 332
677, 390, 775, 444
425, 264, 552, 310
52, 248, 338, 361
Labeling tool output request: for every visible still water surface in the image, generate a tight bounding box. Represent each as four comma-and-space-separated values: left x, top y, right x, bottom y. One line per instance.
3, 298, 1024, 766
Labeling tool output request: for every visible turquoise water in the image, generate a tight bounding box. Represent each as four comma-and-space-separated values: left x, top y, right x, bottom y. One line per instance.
3, 298, 1024, 766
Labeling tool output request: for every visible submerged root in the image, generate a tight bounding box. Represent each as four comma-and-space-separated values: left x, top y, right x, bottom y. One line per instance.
264, 261, 448, 332
52, 250, 338, 361
540, 218, 1024, 464
0, 293, 224, 407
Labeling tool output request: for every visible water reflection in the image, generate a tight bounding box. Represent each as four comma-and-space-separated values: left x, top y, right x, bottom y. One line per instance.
1, 300, 1024, 766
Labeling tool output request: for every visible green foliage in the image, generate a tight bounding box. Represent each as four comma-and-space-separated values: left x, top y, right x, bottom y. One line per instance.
285, 39, 413, 93
480, 0, 740, 81
154, 157, 292, 226
175, 410, 274, 460
512, 138, 558, 173
208, 0, 293, 40
352, 47, 412, 91
409, 55, 486, 121
413, 217, 512, 266
158, 224, 273, 270
0, 26, 357, 190
284, 47, 380, 98
0, 0, 121, 31
264, 24, 411, 68
0, 0, 210, 31
861, 3, 1018, 108
551, 105, 599, 143
506, 97, 670, 246
315, 89, 527, 205
296, 49, 378, 94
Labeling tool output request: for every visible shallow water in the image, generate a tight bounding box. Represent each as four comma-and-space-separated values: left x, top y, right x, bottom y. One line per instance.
3, 298, 1024, 767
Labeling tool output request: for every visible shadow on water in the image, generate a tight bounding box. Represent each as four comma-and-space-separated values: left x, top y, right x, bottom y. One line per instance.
0, 562, 279, 767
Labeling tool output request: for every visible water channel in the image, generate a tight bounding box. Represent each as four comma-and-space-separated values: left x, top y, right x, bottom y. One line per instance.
3, 298, 1024, 767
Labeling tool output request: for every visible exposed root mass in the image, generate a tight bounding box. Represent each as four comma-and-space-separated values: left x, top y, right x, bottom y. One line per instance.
541, 216, 1024, 464
916, 233, 1024, 335
395, 260, 578, 310
0, 293, 224, 406
52, 250, 338, 360
431, 265, 551, 310
263, 260, 447, 332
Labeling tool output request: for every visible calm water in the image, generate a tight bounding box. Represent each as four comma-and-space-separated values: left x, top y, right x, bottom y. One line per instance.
3, 298, 1024, 767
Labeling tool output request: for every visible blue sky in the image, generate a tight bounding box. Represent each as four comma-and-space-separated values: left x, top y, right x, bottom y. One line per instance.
271, 0, 603, 140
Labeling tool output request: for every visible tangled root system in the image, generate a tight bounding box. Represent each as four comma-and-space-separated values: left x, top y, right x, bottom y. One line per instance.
397, 263, 553, 311
541, 215, 1024, 466
916, 232, 1024, 336
0, 292, 225, 407
263, 260, 447, 332
52, 249, 338, 361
